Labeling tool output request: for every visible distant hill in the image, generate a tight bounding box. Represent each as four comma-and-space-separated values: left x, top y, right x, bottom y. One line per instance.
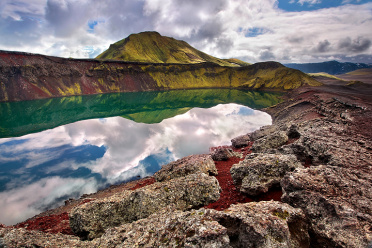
0, 50, 322, 102
285, 60, 372, 75
96, 31, 236, 66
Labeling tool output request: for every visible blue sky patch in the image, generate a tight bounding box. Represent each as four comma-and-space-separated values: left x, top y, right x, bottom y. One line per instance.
245, 27, 268, 37
278, 0, 372, 12
87, 19, 105, 33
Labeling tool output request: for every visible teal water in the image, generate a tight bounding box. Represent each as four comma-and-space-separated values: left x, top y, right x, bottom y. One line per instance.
0, 89, 281, 225
0, 89, 282, 138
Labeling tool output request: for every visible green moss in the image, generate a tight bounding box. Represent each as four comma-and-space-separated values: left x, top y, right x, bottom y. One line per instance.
222, 58, 252, 67
272, 210, 290, 220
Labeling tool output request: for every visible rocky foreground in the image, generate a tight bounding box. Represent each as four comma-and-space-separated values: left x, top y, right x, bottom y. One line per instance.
1, 83, 372, 247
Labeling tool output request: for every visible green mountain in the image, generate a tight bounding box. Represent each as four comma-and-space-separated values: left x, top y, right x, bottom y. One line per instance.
96, 31, 235, 66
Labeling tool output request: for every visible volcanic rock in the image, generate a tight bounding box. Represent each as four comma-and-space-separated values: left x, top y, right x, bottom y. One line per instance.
208, 201, 310, 248
92, 206, 230, 247
230, 153, 302, 195
210, 147, 235, 161
154, 154, 217, 182
0, 201, 309, 247
281, 165, 372, 247
249, 125, 279, 141
0, 228, 89, 247
69, 173, 221, 240
94, 201, 309, 248
231, 134, 251, 148
251, 131, 289, 152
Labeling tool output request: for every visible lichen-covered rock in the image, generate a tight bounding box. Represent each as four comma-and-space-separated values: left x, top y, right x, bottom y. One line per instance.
251, 131, 288, 152
154, 154, 217, 182
1, 202, 309, 248
231, 125, 279, 149
249, 125, 279, 141
230, 153, 302, 195
0, 228, 90, 247
231, 134, 251, 148
69, 173, 221, 240
92, 206, 231, 248
287, 124, 301, 139
91, 201, 309, 248
208, 201, 310, 248
281, 165, 372, 247
210, 147, 236, 161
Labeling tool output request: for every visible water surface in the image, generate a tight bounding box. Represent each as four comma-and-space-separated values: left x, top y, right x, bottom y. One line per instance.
0, 89, 281, 225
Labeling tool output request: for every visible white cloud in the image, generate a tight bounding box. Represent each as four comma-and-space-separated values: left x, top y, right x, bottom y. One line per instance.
0, 176, 97, 225
0, 0, 371, 62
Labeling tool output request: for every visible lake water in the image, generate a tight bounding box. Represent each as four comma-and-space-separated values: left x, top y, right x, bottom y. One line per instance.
0, 89, 281, 225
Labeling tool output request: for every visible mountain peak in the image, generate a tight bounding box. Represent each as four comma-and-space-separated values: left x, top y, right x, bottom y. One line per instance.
96, 32, 234, 66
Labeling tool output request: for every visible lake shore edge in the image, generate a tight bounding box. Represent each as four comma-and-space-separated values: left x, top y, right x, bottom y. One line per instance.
1, 83, 372, 247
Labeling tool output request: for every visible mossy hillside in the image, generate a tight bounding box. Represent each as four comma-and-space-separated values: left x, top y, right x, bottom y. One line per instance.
136, 62, 322, 90
233, 62, 322, 90
222, 58, 252, 67
96, 31, 233, 66
308, 72, 344, 81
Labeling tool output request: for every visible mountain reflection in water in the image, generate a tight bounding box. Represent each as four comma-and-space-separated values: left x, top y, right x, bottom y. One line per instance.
0, 89, 281, 225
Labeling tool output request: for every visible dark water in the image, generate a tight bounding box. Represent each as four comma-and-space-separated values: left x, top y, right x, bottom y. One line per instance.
0, 89, 281, 225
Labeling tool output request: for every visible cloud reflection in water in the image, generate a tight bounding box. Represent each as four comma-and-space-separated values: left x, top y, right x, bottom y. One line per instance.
0, 103, 271, 225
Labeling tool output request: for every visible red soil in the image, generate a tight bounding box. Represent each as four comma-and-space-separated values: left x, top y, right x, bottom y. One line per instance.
15, 212, 74, 235
130, 177, 156, 190
205, 145, 282, 211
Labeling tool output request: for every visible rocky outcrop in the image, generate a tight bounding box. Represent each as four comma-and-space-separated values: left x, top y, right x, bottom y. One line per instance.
230, 153, 302, 195
231, 134, 251, 148
0, 201, 309, 247
154, 154, 217, 182
210, 147, 232, 161
94, 201, 309, 248
281, 165, 372, 247
69, 173, 221, 240
251, 131, 289, 152
91, 206, 231, 247
259, 86, 372, 247
0, 228, 89, 248
208, 201, 310, 248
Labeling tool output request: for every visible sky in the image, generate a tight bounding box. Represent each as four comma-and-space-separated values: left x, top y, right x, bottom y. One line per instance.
0, 0, 372, 63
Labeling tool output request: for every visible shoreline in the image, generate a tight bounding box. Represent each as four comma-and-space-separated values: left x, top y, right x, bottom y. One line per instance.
1, 82, 372, 247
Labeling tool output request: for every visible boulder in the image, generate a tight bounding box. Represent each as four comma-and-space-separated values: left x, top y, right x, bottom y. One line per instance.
250, 125, 279, 141
0, 202, 309, 248
0, 228, 89, 247
281, 165, 372, 247
93, 206, 230, 247
231, 153, 302, 195
231, 125, 279, 149
251, 131, 288, 152
92, 201, 309, 248
210, 147, 235, 161
69, 173, 221, 240
154, 154, 217, 182
208, 201, 310, 248
287, 124, 301, 139
231, 134, 251, 148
